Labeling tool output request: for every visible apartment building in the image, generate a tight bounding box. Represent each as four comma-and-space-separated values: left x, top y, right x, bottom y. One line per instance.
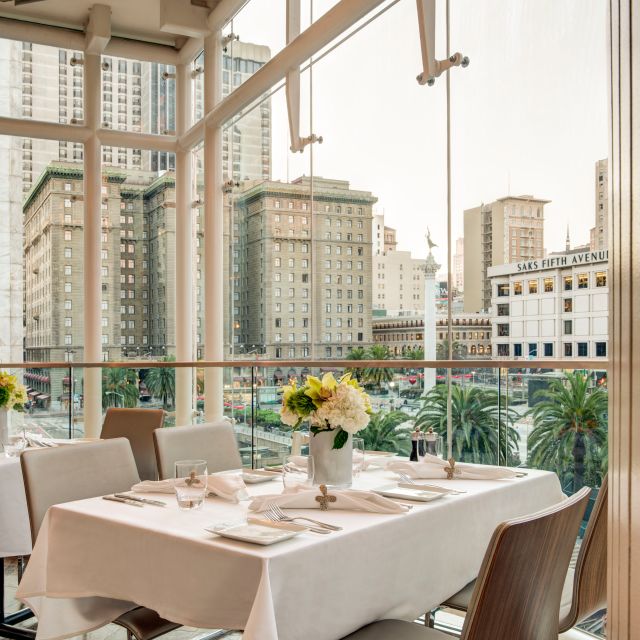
464, 195, 549, 313
232, 177, 376, 365
590, 158, 608, 251
488, 249, 609, 360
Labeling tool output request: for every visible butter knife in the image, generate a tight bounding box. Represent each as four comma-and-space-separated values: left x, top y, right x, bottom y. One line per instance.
103, 495, 144, 507
114, 493, 167, 507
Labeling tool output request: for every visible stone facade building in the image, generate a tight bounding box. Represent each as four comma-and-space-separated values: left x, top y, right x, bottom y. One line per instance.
590, 158, 608, 251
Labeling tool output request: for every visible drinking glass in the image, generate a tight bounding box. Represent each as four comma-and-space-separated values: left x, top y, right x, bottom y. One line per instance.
174, 460, 208, 510
352, 437, 365, 478
4, 435, 27, 458
282, 454, 314, 490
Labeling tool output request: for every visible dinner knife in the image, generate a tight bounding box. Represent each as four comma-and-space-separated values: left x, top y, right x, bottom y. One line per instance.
114, 493, 167, 507
103, 495, 144, 507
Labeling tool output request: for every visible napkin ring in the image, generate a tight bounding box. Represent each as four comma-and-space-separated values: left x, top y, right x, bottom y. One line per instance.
184, 471, 204, 487
445, 458, 461, 480
315, 484, 337, 511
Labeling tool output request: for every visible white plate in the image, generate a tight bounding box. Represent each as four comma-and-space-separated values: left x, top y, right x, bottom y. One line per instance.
364, 450, 397, 458
205, 519, 306, 545
372, 484, 445, 502
397, 482, 458, 495
242, 471, 277, 484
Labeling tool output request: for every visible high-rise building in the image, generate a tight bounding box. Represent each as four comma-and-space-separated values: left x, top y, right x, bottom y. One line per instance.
232, 177, 376, 366
590, 158, 608, 251
463, 195, 549, 313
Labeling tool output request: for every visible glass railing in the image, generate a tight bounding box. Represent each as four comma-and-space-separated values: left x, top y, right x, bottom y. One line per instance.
1, 359, 607, 636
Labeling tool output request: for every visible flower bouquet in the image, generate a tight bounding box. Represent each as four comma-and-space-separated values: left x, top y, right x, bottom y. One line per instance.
0, 371, 28, 447
280, 373, 372, 487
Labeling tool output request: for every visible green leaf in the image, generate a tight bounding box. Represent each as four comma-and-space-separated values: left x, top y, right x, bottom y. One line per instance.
332, 428, 349, 450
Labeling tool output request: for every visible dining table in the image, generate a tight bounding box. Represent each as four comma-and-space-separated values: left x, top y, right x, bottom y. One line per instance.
16, 465, 564, 640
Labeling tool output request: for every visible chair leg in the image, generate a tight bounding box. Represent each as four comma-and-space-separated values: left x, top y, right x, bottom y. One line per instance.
426, 609, 437, 628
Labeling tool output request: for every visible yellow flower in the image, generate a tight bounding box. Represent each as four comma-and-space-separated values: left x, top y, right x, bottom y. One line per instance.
305, 372, 337, 407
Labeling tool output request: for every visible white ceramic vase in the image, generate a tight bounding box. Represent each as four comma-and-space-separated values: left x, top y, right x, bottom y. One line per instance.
0, 408, 9, 447
308, 429, 353, 488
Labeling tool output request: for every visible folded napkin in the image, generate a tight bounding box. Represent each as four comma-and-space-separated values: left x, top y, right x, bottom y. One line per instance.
284, 455, 311, 472
248, 484, 409, 514
131, 473, 249, 503
388, 455, 517, 480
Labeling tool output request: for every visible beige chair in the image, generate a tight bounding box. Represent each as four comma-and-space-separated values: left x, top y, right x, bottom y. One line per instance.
438, 476, 608, 634
153, 421, 242, 480
341, 487, 591, 640
20, 439, 181, 640
101, 408, 165, 480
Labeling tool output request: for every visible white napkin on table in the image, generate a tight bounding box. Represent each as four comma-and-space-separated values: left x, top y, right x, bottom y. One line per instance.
248, 484, 409, 514
131, 473, 249, 503
388, 454, 517, 480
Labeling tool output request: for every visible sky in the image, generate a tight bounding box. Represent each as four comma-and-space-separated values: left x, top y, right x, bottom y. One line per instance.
229, 0, 609, 271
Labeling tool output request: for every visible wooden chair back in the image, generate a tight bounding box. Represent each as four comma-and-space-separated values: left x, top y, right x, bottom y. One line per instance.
20, 438, 140, 544
461, 486, 591, 640
101, 408, 165, 480
559, 474, 608, 632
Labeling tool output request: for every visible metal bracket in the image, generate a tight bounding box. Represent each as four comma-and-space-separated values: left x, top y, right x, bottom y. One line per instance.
416, 0, 469, 86
222, 33, 239, 52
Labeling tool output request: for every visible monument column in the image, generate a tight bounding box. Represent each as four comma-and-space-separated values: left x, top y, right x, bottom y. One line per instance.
423, 251, 440, 392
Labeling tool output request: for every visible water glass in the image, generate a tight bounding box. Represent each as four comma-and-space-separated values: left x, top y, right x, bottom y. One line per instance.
174, 460, 208, 510
352, 437, 365, 478
3, 434, 27, 458
282, 454, 314, 490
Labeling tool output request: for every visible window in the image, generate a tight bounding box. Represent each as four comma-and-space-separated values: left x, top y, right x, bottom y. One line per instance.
514, 343, 523, 357
528, 280, 538, 294
274, 200, 281, 209
497, 324, 510, 337
564, 275, 573, 290
543, 277, 554, 292
497, 304, 509, 316
564, 343, 573, 357
564, 298, 573, 312
596, 271, 607, 287
64, 334, 72, 345
497, 284, 509, 297
577, 273, 589, 289
64, 265, 72, 276
596, 342, 607, 357
64, 230, 72, 241
64, 317, 72, 327
577, 342, 588, 357
544, 343, 553, 357
528, 343, 538, 357
513, 281, 523, 295
497, 344, 509, 356
564, 320, 573, 334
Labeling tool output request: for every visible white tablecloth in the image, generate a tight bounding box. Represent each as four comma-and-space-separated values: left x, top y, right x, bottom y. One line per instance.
0, 456, 31, 558
17, 469, 563, 640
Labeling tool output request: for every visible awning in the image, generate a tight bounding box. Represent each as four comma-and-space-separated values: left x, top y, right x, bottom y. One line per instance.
28, 391, 38, 397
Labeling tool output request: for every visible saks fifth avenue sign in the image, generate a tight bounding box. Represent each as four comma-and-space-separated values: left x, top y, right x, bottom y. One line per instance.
488, 250, 609, 277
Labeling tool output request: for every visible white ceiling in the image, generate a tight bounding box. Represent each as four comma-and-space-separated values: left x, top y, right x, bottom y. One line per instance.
0, 0, 220, 46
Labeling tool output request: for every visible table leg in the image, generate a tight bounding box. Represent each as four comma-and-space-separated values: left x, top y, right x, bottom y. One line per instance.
1, 557, 35, 640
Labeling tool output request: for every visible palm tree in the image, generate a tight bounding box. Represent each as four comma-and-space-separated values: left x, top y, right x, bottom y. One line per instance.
102, 368, 139, 408
358, 410, 412, 456
145, 357, 176, 409
345, 346, 367, 382
404, 346, 424, 360
363, 344, 393, 390
436, 339, 466, 360
527, 372, 608, 491
415, 384, 520, 465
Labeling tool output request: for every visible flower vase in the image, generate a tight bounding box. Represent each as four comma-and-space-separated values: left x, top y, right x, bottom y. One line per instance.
0, 409, 9, 448
309, 429, 353, 488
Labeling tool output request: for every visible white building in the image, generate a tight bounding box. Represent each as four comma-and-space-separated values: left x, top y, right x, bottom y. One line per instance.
489, 249, 609, 360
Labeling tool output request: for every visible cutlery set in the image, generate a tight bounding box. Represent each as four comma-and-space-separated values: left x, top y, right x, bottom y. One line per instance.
102, 494, 167, 507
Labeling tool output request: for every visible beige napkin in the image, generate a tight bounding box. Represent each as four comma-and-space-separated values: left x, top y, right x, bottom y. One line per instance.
131, 473, 249, 503
388, 454, 517, 480
248, 484, 410, 514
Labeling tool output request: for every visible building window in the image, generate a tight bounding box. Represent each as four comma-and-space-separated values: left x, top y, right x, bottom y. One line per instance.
528, 343, 538, 357
577, 342, 588, 357
596, 342, 607, 357
497, 324, 510, 337
543, 277, 554, 292
564, 298, 573, 312
564, 275, 573, 290
497, 344, 509, 356
528, 280, 538, 294
513, 281, 523, 295
514, 343, 523, 357
497, 284, 509, 297
274, 200, 281, 209
543, 343, 553, 357
497, 304, 509, 316
564, 343, 573, 357
596, 271, 607, 287
577, 273, 589, 289
564, 320, 573, 335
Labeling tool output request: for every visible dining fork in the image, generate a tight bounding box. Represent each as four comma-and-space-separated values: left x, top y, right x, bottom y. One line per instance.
268, 504, 343, 531
262, 508, 331, 534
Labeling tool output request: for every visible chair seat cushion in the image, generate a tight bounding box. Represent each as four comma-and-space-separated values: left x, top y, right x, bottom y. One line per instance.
114, 607, 181, 640
341, 619, 452, 640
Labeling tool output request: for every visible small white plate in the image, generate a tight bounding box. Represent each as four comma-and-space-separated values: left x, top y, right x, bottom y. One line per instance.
205, 519, 306, 545
242, 471, 277, 484
372, 484, 445, 502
